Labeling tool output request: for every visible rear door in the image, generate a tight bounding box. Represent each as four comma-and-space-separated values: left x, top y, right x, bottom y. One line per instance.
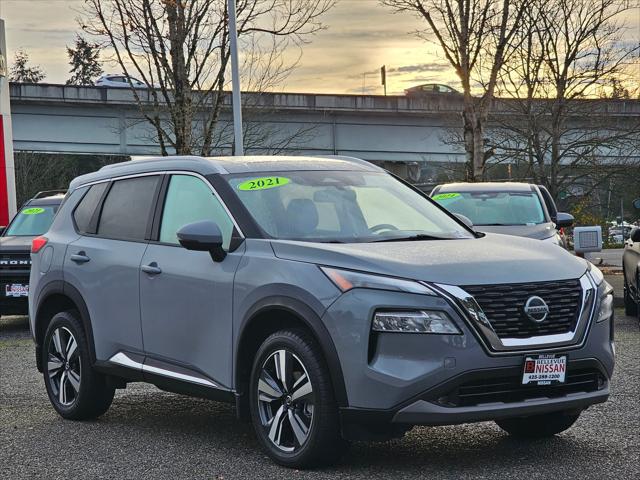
63, 175, 163, 362
139, 173, 243, 390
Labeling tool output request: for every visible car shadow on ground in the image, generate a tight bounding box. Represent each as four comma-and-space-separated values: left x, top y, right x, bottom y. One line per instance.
96, 390, 602, 475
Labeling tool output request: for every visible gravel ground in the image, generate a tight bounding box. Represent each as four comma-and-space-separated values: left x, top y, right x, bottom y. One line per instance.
1, 313, 638, 479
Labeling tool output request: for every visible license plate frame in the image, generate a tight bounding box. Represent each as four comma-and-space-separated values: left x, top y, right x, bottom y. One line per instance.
522, 354, 567, 385
4, 283, 29, 298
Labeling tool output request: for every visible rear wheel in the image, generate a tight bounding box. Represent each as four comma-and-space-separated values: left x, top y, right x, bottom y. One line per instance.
42, 311, 115, 420
249, 329, 344, 468
495, 410, 581, 438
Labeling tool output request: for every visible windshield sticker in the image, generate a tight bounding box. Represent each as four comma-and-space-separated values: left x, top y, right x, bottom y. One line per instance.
21, 207, 45, 215
238, 177, 290, 191
432, 193, 460, 201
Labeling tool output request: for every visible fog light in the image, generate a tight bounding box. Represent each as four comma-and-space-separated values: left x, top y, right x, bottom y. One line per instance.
372, 311, 461, 334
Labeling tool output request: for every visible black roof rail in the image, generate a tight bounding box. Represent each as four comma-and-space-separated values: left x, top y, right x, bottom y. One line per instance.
32, 189, 67, 199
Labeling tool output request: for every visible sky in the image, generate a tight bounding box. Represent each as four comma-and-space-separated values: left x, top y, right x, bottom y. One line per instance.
0, 0, 639, 95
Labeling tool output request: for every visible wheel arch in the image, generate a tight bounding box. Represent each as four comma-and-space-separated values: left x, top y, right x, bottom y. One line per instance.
234, 296, 348, 418
34, 281, 95, 372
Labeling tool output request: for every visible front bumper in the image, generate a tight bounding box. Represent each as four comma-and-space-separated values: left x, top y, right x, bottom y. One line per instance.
0, 272, 30, 315
322, 287, 615, 433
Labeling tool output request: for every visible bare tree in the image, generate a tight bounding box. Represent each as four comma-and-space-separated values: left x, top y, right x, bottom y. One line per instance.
9, 49, 46, 83
80, 0, 334, 156
492, 0, 640, 199
66, 34, 104, 86
381, 0, 526, 180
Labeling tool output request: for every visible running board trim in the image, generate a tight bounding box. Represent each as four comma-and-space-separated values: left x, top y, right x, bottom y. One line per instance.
108, 352, 219, 389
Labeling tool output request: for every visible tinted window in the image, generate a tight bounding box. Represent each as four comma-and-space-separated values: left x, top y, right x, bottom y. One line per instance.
97, 176, 161, 241
159, 175, 234, 249
5, 205, 59, 236
73, 183, 108, 233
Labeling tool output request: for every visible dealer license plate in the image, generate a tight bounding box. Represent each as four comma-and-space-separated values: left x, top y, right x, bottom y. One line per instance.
522, 354, 567, 385
5, 283, 29, 298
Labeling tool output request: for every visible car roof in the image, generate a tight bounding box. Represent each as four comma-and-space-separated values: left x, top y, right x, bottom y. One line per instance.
435, 182, 535, 193
69, 155, 383, 190
25, 195, 65, 206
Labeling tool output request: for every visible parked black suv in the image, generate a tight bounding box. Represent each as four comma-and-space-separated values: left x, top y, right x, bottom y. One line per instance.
0, 190, 65, 316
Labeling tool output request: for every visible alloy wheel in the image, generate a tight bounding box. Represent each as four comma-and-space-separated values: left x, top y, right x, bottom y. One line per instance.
257, 349, 314, 452
47, 327, 81, 406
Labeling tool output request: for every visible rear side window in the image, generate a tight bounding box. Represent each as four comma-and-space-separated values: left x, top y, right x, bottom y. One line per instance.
73, 183, 109, 234
97, 176, 161, 241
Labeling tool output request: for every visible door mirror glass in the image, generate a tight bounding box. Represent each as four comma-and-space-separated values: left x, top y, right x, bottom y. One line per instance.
177, 221, 226, 261
555, 212, 574, 228
633, 198, 640, 210
453, 213, 473, 229
631, 227, 640, 243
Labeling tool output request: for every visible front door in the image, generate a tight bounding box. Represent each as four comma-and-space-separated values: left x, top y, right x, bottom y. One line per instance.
139, 174, 243, 390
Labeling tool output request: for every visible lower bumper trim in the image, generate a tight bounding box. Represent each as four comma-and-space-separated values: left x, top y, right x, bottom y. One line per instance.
392, 388, 609, 426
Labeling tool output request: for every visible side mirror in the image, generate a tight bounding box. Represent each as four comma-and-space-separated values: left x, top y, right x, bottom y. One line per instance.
176, 220, 226, 262
555, 212, 574, 228
633, 198, 640, 210
631, 227, 640, 243
454, 213, 473, 229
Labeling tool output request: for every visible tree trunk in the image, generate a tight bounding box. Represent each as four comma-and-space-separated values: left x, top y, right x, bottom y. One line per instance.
462, 101, 486, 182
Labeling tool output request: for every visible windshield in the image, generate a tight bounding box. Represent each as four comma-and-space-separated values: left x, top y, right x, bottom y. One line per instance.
5, 205, 58, 236
227, 171, 473, 243
432, 191, 546, 226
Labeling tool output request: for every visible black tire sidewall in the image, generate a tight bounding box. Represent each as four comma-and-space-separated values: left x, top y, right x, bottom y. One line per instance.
249, 329, 339, 468
42, 311, 98, 418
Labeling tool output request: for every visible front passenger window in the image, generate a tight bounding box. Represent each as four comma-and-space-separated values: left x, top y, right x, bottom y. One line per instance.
160, 175, 234, 249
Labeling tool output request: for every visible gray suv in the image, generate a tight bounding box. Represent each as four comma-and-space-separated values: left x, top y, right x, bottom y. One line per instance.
29, 156, 614, 468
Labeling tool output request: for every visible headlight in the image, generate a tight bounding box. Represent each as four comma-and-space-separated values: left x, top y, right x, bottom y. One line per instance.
588, 264, 604, 286
320, 267, 435, 295
596, 281, 614, 323
372, 310, 461, 334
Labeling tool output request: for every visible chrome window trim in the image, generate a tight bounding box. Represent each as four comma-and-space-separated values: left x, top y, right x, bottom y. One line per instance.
74, 170, 244, 238
431, 273, 597, 354
108, 352, 218, 388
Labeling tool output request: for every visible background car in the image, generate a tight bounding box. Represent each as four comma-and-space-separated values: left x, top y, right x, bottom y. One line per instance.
405, 83, 461, 96
0, 190, 65, 316
623, 200, 640, 320
430, 182, 574, 246
95, 74, 147, 89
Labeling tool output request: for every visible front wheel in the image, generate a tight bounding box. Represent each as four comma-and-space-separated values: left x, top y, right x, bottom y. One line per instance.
624, 276, 638, 317
249, 329, 344, 468
495, 410, 581, 438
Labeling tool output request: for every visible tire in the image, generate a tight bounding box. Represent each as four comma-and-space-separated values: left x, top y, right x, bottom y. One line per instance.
249, 329, 344, 468
495, 410, 581, 438
42, 310, 115, 420
624, 276, 638, 317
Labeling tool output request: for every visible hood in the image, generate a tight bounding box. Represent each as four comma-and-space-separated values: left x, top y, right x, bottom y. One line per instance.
271, 233, 587, 286
472, 223, 556, 240
0, 235, 34, 251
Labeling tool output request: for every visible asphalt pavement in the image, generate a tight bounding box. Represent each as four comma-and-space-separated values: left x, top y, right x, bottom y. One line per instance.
1, 313, 638, 480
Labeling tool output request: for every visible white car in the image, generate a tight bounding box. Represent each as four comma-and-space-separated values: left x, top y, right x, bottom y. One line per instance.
96, 74, 147, 89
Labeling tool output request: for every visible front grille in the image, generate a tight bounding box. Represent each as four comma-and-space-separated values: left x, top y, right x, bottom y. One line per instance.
435, 369, 603, 408
462, 279, 583, 338
0, 253, 32, 272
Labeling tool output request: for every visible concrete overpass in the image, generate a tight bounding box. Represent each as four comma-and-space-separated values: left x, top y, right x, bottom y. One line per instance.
9, 83, 640, 169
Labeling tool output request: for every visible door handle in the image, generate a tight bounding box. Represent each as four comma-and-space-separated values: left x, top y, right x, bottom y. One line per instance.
70, 252, 90, 264
141, 263, 162, 275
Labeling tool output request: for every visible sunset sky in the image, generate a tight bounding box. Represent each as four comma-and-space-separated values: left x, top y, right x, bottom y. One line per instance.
1, 0, 638, 95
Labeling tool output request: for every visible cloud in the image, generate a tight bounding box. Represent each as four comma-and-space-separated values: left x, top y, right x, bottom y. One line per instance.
387, 63, 451, 74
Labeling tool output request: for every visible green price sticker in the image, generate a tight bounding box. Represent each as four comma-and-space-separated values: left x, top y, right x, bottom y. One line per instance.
22, 207, 45, 215
432, 193, 461, 201
238, 176, 290, 191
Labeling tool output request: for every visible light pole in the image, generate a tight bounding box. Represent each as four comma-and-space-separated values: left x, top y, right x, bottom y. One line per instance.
227, 0, 244, 156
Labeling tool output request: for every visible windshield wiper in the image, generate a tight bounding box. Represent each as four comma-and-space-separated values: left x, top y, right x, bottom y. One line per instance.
368, 233, 450, 243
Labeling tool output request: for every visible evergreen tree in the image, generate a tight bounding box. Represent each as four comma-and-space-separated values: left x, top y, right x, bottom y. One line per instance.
9, 49, 46, 83
66, 35, 103, 86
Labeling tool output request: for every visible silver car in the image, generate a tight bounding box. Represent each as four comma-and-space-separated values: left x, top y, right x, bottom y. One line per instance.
29, 156, 614, 468
431, 182, 574, 246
